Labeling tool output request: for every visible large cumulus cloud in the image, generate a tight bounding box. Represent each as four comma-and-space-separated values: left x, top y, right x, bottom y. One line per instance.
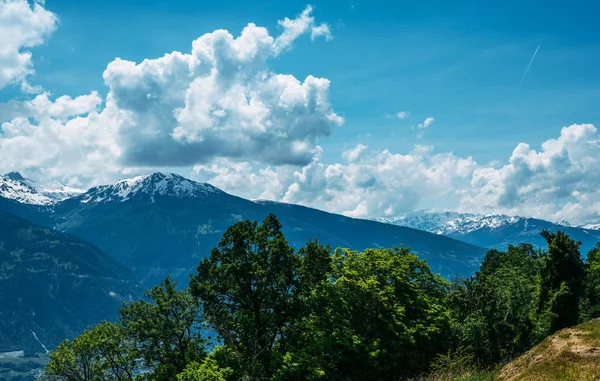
192, 124, 600, 225
192, 144, 478, 218
463, 124, 600, 223
0, 5, 340, 184
0, 92, 122, 186
0, 0, 57, 91
103, 5, 341, 167
1, 2, 600, 226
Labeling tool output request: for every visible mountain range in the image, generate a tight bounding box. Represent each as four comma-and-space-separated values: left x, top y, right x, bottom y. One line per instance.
375, 211, 600, 255
2, 170, 600, 356
38, 172, 484, 283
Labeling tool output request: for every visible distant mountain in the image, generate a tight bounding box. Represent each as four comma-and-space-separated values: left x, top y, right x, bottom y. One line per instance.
376, 211, 600, 255
0, 212, 140, 353
39, 173, 486, 285
0, 172, 83, 205
582, 223, 600, 231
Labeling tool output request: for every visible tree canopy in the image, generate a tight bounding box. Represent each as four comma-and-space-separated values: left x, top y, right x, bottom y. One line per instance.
41, 214, 600, 380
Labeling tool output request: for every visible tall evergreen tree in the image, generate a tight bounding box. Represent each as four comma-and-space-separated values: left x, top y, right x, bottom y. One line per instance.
538, 230, 585, 333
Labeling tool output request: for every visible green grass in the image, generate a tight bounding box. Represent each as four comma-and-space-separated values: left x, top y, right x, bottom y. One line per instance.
415, 367, 499, 381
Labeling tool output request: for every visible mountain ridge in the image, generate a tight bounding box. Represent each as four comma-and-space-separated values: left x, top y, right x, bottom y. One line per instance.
375, 211, 600, 254
0, 172, 83, 205
0, 172, 486, 284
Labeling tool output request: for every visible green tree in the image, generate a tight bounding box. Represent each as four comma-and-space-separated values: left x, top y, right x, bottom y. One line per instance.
190, 214, 332, 380
315, 247, 451, 380
120, 277, 205, 380
176, 358, 233, 381
538, 230, 585, 333
42, 322, 136, 381
585, 243, 600, 318
449, 244, 541, 365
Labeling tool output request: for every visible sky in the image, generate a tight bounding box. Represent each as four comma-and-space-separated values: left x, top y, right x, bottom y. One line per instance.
1, 0, 600, 224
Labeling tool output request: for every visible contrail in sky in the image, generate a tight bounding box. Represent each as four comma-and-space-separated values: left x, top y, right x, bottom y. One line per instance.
515, 44, 541, 94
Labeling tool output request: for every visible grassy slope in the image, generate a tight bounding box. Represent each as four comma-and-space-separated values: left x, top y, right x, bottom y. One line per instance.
497, 319, 600, 381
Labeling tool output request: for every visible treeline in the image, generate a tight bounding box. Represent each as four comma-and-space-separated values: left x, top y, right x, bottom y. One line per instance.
40, 214, 600, 380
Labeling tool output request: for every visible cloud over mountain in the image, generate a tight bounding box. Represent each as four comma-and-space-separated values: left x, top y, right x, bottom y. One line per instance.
192, 124, 600, 225
1, 2, 600, 225
0, 5, 340, 184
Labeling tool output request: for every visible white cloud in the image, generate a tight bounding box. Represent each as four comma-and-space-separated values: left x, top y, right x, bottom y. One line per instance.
0, 92, 102, 122
1, 3, 600, 226
193, 144, 478, 218
0, 97, 123, 187
0, 6, 340, 185
0, 0, 57, 90
311, 23, 332, 41
190, 124, 600, 225
462, 123, 600, 224
103, 6, 341, 167
341, 144, 368, 162
411, 116, 435, 138
273, 5, 331, 54
395, 111, 409, 120
417, 117, 435, 129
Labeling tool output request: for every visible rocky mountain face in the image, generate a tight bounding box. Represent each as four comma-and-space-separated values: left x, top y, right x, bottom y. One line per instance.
49, 173, 486, 285
0, 172, 487, 287
376, 211, 600, 255
0, 212, 140, 353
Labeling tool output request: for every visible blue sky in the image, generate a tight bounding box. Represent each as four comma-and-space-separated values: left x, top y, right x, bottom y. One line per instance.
1, 0, 600, 223
21, 0, 600, 163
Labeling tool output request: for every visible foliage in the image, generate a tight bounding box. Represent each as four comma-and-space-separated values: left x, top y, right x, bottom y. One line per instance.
538, 230, 585, 333
190, 214, 332, 380
42, 215, 600, 381
448, 244, 542, 365
42, 322, 136, 381
120, 277, 205, 380
42, 279, 204, 381
313, 247, 451, 379
584, 243, 600, 318
176, 358, 233, 381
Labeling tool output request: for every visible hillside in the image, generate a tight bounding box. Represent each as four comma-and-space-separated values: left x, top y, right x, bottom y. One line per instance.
47, 173, 487, 285
498, 319, 600, 381
0, 212, 140, 353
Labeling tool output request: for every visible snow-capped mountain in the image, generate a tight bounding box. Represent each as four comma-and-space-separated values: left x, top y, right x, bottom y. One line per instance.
0, 172, 53, 205
582, 224, 600, 231
375, 211, 600, 254
374, 212, 523, 235
0, 172, 83, 205
75, 172, 222, 204
37, 182, 85, 202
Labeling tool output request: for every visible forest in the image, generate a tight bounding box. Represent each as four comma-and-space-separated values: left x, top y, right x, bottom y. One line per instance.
40, 214, 600, 380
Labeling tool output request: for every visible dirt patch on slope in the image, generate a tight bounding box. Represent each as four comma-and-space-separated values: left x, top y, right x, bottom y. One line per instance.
498, 319, 600, 381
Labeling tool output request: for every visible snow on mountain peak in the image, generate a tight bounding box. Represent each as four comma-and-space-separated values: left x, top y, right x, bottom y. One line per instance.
582, 224, 600, 231
373, 211, 525, 235
0, 172, 85, 205
79, 172, 221, 203
0, 174, 53, 205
